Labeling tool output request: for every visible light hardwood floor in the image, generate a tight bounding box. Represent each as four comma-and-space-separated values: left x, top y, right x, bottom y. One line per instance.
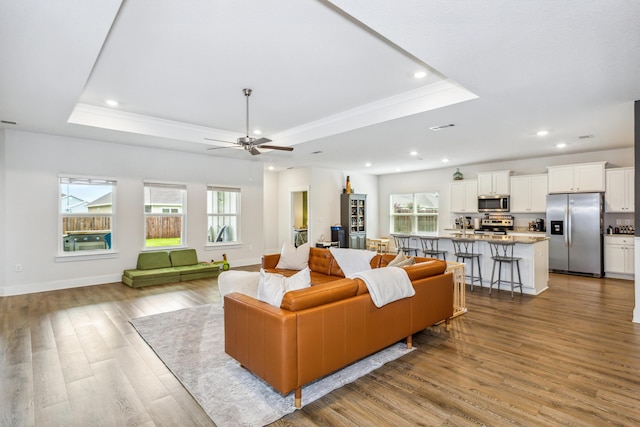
2, 270, 640, 426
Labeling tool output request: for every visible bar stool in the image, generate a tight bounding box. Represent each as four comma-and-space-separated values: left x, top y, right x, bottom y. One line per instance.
391, 234, 418, 256
418, 236, 447, 261
452, 238, 482, 290
488, 240, 523, 298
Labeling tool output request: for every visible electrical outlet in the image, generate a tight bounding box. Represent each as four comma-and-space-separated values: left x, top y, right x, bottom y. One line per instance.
616, 219, 622, 225
248, 244, 253, 251
15, 264, 22, 272
625, 219, 631, 225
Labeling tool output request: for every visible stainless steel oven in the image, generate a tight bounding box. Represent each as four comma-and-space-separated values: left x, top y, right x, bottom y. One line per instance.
478, 195, 510, 212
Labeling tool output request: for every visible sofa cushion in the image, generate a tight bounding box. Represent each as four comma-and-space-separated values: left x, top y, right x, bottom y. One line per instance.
257, 268, 311, 307
177, 264, 222, 281
307, 247, 333, 275
137, 251, 172, 270
122, 274, 180, 288
169, 249, 198, 267
123, 267, 178, 279
280, 279, 358, 311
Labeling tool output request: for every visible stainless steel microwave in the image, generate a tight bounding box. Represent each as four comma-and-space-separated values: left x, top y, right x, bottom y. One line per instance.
478, 195, 510, 212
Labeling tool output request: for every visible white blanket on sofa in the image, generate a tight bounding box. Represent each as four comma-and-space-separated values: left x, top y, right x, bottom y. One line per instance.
350, 266, 415, 308
329, 247, 376, 277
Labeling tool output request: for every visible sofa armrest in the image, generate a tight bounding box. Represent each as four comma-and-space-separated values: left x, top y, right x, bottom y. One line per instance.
224, 293, 298, 395
262, 253, 281, 269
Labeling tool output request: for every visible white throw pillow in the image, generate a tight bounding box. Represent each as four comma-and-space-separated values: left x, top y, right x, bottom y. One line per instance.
275, 241, 310, 270
257, 267, 311, 307
387, 252, 416, 267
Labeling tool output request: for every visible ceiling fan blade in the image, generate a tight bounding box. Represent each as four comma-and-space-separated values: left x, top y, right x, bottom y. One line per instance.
249, 146, 261, 156
259, 145, 294, 152
204, 137, 234, 144
252, 137, 272, 146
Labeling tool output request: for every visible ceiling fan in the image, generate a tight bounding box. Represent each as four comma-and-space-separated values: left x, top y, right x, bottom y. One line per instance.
206, 88, 293, 156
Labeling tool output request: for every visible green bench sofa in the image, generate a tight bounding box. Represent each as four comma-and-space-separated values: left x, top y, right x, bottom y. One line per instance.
122, 249, 230, 288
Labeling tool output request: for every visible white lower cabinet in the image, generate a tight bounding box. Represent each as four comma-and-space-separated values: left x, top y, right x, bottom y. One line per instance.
604, 236, 634, 278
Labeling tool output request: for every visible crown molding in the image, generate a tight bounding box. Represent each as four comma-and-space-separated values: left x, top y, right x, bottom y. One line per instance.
68, 79, 476, 148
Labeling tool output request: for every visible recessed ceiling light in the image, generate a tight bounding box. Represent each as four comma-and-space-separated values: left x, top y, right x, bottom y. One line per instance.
253, 129, 262, 135
556, 142, 567, 148
105, 99, 119, 107
537, 130, 549, 136
414, 71, 427, 79
365, 162, 372, 167
267, 165, 274, 170
441, 158, 449, 163
410, 151, 418, 156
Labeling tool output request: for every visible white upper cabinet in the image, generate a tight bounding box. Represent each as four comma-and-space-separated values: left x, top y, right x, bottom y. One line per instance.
605, 167, 634, 212
450, 180, 478, 213
477, 170, 511, 195
547, 162, 606, 193
510, 174, 548, 213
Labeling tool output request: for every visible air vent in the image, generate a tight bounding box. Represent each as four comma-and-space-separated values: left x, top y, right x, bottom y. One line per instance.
578, 134, 594, 139
1, 120, 17, 125
311, 151, 323, 155
429, 123, 455, 131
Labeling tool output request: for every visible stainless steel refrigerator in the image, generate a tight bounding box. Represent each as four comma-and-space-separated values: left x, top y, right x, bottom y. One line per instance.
546, 193, 604, 277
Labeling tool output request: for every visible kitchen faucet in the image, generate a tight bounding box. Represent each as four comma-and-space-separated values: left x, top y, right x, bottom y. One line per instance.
460, 216, 467, 235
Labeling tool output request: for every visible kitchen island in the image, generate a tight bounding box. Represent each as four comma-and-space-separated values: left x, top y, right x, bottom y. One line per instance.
404, 233, 549, 295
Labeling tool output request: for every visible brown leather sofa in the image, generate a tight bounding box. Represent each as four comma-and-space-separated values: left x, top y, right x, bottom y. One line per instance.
224, 247, 453, 407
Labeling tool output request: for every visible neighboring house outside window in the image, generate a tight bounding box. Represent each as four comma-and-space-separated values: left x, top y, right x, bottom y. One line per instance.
390, 192, 439, 234
207, 186, 240, 245
60, 176, 116, 253
144, 182, 187, 248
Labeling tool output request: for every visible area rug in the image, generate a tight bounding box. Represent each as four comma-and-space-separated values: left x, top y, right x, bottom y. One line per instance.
130, 303, 413, 427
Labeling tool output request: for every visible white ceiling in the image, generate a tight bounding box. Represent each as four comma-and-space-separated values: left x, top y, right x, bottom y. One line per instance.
2, 0, 640, 175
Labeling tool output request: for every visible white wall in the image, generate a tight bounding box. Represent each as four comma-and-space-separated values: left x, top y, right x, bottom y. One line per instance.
1, 129, 264, 296
263, 169, 280, 254
268, 168, 379, 250
0, 131, 5, 295
378, 147, 634, 237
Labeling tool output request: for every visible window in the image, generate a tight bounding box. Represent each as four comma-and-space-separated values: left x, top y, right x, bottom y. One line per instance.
60, 176, 116, 253
144, 182, 187, 248
207, 186, 240, 244
390, 192, 439, 234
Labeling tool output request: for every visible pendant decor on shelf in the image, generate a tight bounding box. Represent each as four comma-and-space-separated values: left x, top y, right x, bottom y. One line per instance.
453, 168, 463, 181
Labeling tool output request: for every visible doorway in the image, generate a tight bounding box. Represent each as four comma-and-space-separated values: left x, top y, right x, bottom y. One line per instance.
291, 190, 308, 247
